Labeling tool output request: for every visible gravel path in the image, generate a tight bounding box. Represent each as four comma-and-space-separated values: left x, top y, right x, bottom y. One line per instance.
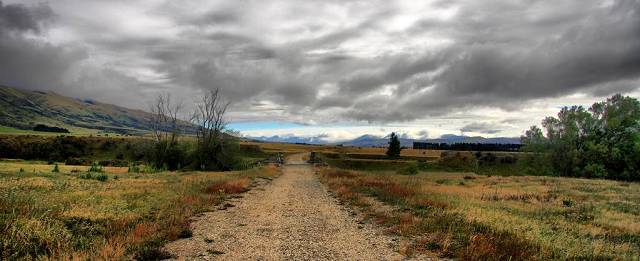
164, 153, 405, 260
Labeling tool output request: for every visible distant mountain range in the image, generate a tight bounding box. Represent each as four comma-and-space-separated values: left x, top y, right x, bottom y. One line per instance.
249, 135, 330, 145
0, 86, 195, 134
249, 133, 521, 147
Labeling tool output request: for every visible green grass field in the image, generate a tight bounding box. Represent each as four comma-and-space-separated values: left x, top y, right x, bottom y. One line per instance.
0, 162, 281, 259
0, 125, 126, 137
318, 167, 640, 259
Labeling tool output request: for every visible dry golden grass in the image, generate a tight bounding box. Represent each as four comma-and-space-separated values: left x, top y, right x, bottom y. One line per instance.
203, 178, 251, 194
245, 141, 441, 158
0, 164, 282, 259
318, 167, 640, 260
244, 141, 323, 153
332, 147, 442, 158
0, 160, 128, 174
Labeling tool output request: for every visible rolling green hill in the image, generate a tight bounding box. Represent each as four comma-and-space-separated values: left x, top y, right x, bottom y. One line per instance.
0, 86, 194, 135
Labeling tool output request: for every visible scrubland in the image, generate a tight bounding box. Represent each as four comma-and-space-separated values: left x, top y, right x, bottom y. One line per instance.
2, 132, 639, 260
318, 167, 640, 260
0, 162, 281, 260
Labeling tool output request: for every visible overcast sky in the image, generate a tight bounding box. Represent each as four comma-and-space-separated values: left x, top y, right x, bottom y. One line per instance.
1, 0, 639, 141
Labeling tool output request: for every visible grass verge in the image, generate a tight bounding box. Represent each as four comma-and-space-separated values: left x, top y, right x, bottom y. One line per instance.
317, 167, 640, 260
0, 165, 281, 259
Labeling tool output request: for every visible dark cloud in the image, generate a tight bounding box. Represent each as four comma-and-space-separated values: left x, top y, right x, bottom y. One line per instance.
416, 130, 430, 140
0, 36, 86, 89
0, 0, 639, 126
0, 0, 53, 33
0, 1, 85, 90
329, 0, 640, 122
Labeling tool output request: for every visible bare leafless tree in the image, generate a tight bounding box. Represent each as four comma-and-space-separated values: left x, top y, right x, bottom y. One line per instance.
149, 94, 183, 169
191, 88, 231, 170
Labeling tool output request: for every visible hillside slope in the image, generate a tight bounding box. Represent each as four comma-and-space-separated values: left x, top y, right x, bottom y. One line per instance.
0, 86, 194, 134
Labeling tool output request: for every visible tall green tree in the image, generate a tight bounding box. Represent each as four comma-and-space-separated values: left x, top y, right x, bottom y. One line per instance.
542, 106, 594, 177
520, 126, 552, 176
524, 93, 640, 181
386, 132, 402, 158
587, 94, 640, 180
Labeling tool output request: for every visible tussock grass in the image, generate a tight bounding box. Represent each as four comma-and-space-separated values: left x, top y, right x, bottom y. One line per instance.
203, 178, 251, 194
0, 160, 129, 174
318, 167, 640, 260
0, 164, 281, 259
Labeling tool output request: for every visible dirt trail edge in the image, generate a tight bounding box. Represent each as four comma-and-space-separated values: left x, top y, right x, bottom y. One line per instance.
164, 153, 405, 260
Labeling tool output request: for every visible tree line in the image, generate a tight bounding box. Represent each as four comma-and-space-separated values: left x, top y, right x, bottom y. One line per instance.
521, 94, 640, 181
413, 142, 521, 152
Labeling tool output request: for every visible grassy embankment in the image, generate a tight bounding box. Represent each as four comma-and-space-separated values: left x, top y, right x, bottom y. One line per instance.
0, 125, 126, 137
318, 166, 640, 260
0, 162, 281, 259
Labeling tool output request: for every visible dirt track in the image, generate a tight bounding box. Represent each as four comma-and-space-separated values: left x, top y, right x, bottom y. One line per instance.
164, 153, 404, 260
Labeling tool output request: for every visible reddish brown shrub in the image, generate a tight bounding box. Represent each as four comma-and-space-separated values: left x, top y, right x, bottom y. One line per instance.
413, 197, 449, 210
462, 232, 536, 261
357, 178, 415, 198
385, 184, 414, 198
359, 178, 389, 188
204, 179, 250, 194
335, 185, 354, 200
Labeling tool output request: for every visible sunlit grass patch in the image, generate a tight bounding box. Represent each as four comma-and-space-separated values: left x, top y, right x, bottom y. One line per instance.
0, 164, 282, 259
0, 160, 129, 174
317, 166, 640, 260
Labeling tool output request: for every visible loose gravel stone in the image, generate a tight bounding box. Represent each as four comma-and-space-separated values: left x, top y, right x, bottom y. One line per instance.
164, 153, 412, 260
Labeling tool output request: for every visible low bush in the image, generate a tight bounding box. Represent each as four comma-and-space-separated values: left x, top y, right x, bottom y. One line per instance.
97, 159, 128, 167
397, 164, 419, 175
141, 165, 163, 173
127, 165, 140, 173
88, 162, 103, 173
204, 179, 250, 194
65, 157, 91, 166
94, 174, 108, 182
78, 172, 107, 181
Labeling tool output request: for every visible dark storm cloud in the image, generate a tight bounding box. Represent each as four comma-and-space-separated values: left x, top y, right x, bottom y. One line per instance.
0, 0, 52, 33
0, 1, 86, 90
336, 52, 447, 96
0, 36, 86, 89
1, 0, 639, 124
332, 0, 640, 122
